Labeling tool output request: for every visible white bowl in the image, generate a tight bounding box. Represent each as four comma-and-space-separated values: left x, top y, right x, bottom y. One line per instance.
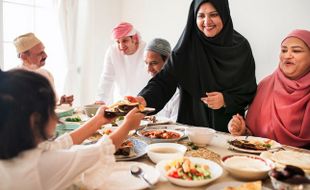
156, 157, 223, 187
146, 143, 187, 164
84, 104, 101, 117
221, 154, 275, 181
186, 127, 215, 146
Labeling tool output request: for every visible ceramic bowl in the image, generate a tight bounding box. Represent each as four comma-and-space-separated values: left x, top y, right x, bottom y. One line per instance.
221, 154, 275, 181
269, 174, 310, 190
146, 143, 187, 164
84, 104, 101, 117
186, 127, 215, 146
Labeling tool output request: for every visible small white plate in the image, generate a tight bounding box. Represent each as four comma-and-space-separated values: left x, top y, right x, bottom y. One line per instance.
227, 136, 282, 154
156, 157, 223, 187
88, 162, 160, 190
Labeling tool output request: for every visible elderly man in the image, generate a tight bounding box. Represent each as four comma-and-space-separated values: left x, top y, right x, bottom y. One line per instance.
144, 38, 179, 121
14, 33, 73, 105
96, 22, 150, 104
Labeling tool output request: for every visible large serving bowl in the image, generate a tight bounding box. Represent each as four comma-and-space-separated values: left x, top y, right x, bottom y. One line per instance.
84, 104, 101, 117
186, 127, 215, 146
146, 143, 187, 164
221, 154, 275, 181
156, 157, 223, 187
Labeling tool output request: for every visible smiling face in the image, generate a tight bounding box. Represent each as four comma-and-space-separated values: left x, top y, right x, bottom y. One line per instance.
144, 50, 166, 77
116, 36, 138, 55
23, 43, 47, 69
279, 37, 310, 80
196, 2, 223, 38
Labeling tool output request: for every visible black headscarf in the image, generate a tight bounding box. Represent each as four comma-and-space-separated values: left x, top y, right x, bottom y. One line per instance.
139, 0, 257, 131
172, 0, 256, 100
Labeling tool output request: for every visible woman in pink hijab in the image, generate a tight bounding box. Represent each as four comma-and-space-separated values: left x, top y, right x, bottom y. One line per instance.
228, 29, 310, 148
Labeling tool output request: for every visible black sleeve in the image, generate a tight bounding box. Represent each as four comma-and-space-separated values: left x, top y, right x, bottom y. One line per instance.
138, 60, 178, 114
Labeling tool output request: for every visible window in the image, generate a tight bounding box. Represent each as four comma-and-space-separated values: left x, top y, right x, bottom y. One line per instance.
1, 0, 66, 94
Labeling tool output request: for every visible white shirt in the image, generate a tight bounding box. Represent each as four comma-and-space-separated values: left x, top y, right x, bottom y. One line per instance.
156, 88, 180, 122
0, 133, 115, 190
16, 64, 58, 101
96, 41, 151, 104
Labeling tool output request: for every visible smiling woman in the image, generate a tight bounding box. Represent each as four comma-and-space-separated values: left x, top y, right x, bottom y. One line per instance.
228, 29, 310, 148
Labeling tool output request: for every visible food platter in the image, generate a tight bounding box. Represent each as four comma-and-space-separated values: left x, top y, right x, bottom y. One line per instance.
227, 136, 282, 154
105, 107, 155, 118
115, 138, 148, 161
137, 125, 186, 143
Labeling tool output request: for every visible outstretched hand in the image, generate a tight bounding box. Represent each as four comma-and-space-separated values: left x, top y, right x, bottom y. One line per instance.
122, 107, 145, 131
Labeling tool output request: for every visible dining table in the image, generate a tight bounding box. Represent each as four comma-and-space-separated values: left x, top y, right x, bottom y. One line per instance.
58, 109, 309, 190
121, 122, 310, 190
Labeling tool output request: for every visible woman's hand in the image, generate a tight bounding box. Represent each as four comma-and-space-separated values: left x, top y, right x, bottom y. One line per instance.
122, 107, 145, 131
201, 92, 225, 109
93, 105, 116, 125
228, 114, 246, 136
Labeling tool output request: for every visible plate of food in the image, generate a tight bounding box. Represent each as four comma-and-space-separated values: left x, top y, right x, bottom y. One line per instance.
156, 157, 223, 187
104, 96, 155, 118
137, 126, 185, 143
227, 136, 282, 154
260, 150, 310, 174
115, 138, 148, 161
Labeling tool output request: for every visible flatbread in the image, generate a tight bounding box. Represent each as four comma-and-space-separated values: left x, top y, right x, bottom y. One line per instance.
271, 151, 310, 170
224, 181, 262, 190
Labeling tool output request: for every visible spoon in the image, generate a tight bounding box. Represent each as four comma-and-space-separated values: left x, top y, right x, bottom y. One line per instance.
130, 165, 154, 188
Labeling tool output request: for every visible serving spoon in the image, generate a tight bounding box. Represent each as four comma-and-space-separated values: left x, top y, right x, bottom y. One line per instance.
130, 165, 154, 188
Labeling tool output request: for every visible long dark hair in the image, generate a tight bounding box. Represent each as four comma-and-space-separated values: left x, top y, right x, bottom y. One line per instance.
0, 69, 56, 159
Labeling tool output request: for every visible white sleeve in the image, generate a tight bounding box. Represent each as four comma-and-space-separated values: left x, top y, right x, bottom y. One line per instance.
167, 89, 180, 122
38, 135, 115, 190
96, 47, 115, 103
38, 133, 73, 150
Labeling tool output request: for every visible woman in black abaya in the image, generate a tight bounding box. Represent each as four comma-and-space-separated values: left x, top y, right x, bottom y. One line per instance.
138, 0, 257, 132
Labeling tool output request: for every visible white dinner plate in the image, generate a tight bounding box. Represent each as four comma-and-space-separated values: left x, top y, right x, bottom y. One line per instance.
227, 136, 282, 154
206, 181, 272, 190
156, 157, 223, 187
96, 162, 160, 190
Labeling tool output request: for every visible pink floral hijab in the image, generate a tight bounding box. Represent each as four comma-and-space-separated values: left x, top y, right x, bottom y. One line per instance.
246, 29, 310, 147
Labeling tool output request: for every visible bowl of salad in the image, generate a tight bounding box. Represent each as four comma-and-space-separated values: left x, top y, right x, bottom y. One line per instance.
156, 157, 223, 187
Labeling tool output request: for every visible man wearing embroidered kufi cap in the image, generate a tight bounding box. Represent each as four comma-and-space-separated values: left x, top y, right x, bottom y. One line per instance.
144, 38, 180, 121
96, 22, 150, 104
14, 32, 74, 105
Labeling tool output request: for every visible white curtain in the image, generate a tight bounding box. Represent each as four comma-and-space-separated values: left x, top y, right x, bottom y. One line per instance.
55, 0, 122, 106
56, 0, 81, 105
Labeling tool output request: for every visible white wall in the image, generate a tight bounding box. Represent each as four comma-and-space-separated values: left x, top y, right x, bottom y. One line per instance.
118, 0, 310, 82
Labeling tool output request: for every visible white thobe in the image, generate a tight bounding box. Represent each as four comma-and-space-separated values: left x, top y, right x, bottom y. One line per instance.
96, 41, 151, 104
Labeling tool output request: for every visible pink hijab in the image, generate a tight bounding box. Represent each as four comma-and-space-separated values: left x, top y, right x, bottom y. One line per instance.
246, 29, 310, 147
